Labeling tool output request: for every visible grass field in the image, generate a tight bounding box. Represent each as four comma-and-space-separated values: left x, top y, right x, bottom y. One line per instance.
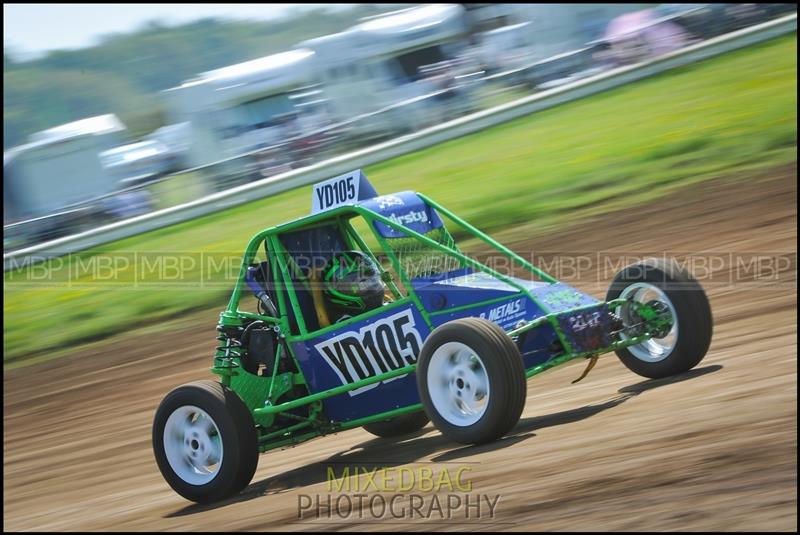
4, 35, 797, 367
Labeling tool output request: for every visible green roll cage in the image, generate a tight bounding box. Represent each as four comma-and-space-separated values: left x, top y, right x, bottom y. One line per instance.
210, 193, 666, 452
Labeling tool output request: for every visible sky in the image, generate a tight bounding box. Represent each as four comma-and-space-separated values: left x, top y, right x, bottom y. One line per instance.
3, 4, 356, 60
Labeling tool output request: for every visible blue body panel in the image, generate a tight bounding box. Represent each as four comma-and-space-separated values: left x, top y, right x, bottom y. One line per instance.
524, 283, 604, 364
286, 178, 609, 422
292, 303, 430, 422
411, 270, 602, 369
253, 177, 616, 425
531, 283, 601, 312
293, 265, 604, 422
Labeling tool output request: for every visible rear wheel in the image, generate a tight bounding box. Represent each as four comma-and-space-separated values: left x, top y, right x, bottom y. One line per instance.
152, 380, 259, 503
417, 318, 526, 445
606, 258, 713, 379
363, 411, 430, 438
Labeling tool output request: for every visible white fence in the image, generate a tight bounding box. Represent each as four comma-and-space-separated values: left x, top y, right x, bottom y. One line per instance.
3, 13, 796, 272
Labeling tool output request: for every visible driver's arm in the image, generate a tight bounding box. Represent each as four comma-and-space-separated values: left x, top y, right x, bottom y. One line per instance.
309, 267, 332, 329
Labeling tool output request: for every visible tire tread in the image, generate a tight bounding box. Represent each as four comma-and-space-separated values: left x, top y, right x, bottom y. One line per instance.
606, 258, 713, 379
417, 317, 526, 444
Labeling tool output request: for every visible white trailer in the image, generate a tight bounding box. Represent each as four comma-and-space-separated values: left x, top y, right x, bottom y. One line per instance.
477, 21, 537, 73
3, 114, 126, 222
146, 122, 191, 169
99, 139, 179, 186
162, 49, 320, 169
297, 4, 477, 138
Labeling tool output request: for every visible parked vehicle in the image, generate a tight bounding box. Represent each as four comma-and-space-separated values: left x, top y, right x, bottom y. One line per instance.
162, 50, 320, 170
298, 4, 478, 139
99, 139, 179, 186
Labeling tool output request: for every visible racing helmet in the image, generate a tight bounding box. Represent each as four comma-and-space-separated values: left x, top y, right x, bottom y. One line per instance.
322, 250, 385, 319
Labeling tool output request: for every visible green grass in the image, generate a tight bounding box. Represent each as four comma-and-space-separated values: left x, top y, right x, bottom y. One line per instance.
4, 35, 797, 367
149, 171, 210, 210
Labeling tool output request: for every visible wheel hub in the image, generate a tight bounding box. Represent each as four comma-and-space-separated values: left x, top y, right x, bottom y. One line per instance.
643, 299, 673, 338
163, 406, 224, 486
617, 283, 679, 363
428, 342, 490, 426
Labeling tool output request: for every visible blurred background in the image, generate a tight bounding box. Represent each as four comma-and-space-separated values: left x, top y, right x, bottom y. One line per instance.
4, 3, 796, 252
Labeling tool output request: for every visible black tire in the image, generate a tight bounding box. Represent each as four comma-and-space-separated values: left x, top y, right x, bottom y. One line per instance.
362, 411, 430, 438
416, 317, 526, 445
606, 258, 713, 379
152, 380, 259, 503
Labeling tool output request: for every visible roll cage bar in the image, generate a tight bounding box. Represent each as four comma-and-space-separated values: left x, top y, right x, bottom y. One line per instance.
219, 193, 559, 339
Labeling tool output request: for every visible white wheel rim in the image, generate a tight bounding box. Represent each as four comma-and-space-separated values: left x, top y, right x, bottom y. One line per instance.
616, 282, 678, 363
163, 405, 223, 486
427, 342, 490, 427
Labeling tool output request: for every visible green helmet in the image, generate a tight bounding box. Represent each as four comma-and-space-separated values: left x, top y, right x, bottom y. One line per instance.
323, 251, 385, 319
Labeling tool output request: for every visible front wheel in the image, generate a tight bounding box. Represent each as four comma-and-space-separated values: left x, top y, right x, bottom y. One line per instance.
152, 380, 259, 503
417, 317, 526, 445
606, 258, 713, 379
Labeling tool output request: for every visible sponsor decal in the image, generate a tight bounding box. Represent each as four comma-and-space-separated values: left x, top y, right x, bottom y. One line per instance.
478, 299, 526, 324
375, 194, 405, 210
558, 305, 610, 353
567, 310, 602, 332
387, 210, 429, 226
313, 309, 423, 396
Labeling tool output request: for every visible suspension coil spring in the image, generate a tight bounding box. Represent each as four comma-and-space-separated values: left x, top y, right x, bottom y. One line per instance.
215, 327, 243, 367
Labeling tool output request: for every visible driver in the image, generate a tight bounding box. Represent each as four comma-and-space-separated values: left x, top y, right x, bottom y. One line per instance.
312, 250, 386, 326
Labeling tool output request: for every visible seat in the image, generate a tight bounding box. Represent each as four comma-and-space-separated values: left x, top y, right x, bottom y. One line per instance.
277, 224, 349, 334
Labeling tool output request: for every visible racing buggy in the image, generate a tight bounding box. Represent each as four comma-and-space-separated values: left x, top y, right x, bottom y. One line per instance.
153, 170, 713, 503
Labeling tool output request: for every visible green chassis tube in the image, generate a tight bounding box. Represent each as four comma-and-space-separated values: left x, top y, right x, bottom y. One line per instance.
211, 198, 670, 453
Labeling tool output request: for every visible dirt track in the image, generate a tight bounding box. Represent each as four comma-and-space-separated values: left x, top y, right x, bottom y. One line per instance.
4, 166, 797, 531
